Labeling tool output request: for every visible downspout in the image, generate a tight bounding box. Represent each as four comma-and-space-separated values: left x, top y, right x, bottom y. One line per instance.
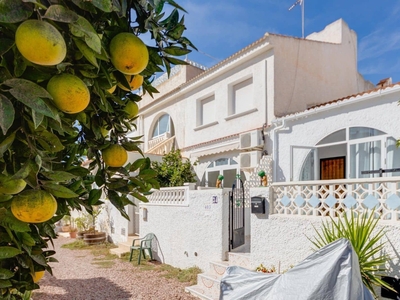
271, 119, 286, 182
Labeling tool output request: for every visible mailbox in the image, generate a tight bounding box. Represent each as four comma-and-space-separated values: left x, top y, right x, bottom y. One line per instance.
251, 196, 265, 214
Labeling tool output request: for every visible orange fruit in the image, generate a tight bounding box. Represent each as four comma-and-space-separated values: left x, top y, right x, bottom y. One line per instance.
107, 85, 116, 94
0, 174, 26, 194
109, 33, 149, 75
15, 20, 66, 66
47, 74, 90, 114
11, 190, 57, 223
102, 144, 128, 167
32, 271, 45, 283
123, 101, 139, 118
118, 75, 143, 92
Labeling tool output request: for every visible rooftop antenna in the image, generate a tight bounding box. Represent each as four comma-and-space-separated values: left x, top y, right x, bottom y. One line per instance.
288, 0, 305, 38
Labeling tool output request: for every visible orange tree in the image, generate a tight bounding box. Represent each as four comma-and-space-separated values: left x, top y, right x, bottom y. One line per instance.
0, 0, 195, 297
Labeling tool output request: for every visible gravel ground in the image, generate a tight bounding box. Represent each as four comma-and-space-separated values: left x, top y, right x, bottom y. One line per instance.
32, 236, 197, 300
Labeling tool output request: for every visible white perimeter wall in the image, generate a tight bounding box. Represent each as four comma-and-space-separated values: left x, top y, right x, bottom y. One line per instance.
139, 189, 230, 271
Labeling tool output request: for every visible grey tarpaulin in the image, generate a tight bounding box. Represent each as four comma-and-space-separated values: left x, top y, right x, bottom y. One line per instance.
220, 238, 374, 300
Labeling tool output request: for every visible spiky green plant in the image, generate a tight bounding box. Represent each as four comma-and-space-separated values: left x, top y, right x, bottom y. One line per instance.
308, 210, 394, 298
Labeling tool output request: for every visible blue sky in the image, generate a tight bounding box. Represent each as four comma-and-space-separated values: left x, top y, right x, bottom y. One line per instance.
175, 0, 400, 86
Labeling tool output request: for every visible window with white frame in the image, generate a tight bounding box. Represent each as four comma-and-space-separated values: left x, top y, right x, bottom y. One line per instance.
229, 77, 253, 115
152, 114, 171, 138
197, 95, 215, 126
299, 126, 400, 180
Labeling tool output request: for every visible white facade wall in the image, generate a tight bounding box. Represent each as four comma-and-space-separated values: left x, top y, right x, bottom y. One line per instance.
272, 88, 400, 182
139, 189, 230, 271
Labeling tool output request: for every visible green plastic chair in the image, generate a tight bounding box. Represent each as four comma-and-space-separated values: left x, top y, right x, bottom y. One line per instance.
129, 233, 155, 264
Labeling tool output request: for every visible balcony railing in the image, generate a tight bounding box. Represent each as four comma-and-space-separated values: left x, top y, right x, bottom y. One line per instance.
271, 177, 400, 221
145, 183, 195, 206
147, 133, 175, 155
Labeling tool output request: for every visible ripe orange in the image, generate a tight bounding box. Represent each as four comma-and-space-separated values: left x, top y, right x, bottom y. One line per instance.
109, 33, 149, 75
11, 190, 57, 223
118, 74, 143, 92
47, 74, 90, 114
102, 144, 128, 167
32, 271, 45, 283
0, 174, 26, 194
123, 101, 139, 118
15, 20, 66, 66
107, 85, 116, 94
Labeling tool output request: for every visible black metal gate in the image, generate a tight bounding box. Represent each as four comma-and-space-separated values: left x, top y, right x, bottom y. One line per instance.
229, 175, 245, 251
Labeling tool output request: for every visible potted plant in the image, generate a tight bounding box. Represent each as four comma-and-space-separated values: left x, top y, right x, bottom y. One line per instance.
69, 226, 77, 238
82, 207, 107, 245
75, 214, 92, 240
61, 215, 71, 232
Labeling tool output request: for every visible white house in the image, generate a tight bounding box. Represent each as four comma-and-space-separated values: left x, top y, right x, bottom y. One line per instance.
138, 18, 373, 188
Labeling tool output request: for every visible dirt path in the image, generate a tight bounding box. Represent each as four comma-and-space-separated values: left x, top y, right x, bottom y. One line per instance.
32, 236, 197, 300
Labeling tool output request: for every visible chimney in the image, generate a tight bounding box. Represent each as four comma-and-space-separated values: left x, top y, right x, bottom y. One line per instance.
376, 77, 392, 88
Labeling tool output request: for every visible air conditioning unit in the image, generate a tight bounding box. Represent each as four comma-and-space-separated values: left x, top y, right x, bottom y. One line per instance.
239, 130, 263, 150
240, 150, 262, 169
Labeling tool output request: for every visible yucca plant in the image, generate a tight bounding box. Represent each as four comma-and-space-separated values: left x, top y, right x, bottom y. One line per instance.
308, 210, 394, 298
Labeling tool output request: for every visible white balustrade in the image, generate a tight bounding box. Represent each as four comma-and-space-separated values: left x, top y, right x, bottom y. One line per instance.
146, 185, 192, 206
271, 177, 400, 221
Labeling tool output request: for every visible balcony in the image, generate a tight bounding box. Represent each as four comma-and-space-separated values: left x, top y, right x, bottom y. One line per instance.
147, 132, 175, 155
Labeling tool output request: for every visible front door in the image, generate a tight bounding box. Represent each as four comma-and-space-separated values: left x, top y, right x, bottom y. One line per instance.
320, 156, 345, 180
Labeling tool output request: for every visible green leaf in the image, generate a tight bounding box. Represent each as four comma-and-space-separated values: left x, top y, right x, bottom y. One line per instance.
91, 0, 113, 12
0, 38, 14, 56
36, 130, 65, 153
32, 109, 44, 129
166, 24, 186, 40
163, 46, 191, 56
18, 232, 35, 247
41, 171, 78, 182
0, 246, 23, 259
70, 16, 102, 54
43, 4, 79, 23
164, 56, 189, 66
0, 279, 12, 288
31, 254, 47, 266
0, 208, 31, 232
0, 0, 33, 23
131, 191, 149, 202
0, 268, 14, 280
3, 78, 51, 100
0, 131, 15, 159
0, 194, 12, 202
42, 183, 79, 198
73, 38, 100, 68
88, 189, 102, 205
0, 94, 14, 135
11, 161, 32, 180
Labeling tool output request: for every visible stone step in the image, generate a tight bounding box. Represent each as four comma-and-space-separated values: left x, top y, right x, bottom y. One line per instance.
109, 235, 138, 258
228, 252, 251, 269
208, 261, 229, 277
185, 285, 218, 300
195, 273, 221, 299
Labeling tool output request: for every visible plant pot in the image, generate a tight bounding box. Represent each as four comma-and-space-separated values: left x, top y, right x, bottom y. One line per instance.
69, 231, 77, 238
83, 232, 106, 245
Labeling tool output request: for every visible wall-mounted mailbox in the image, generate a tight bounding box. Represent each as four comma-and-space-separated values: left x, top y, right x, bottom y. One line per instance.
251, 197, 265, 214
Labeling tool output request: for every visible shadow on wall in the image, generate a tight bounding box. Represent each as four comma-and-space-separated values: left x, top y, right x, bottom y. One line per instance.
386, 236, 400, 275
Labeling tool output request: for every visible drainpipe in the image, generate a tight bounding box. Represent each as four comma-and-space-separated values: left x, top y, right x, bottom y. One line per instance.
271, 119, 286, 182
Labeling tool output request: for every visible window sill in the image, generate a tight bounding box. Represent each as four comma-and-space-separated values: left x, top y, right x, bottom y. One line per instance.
194, 121, 219, 131
224, 108, 258, 121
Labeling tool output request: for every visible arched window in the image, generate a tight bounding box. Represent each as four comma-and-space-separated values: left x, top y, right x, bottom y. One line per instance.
152, 114, 172, 138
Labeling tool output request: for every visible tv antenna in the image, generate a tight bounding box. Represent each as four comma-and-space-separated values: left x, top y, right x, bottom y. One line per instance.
288, 0, 305, 38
